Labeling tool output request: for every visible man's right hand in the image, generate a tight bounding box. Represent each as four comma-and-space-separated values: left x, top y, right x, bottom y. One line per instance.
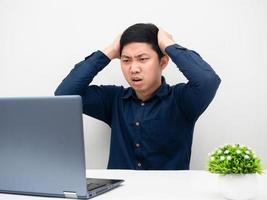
102, 34, 121, 60
157, 27, 175, 55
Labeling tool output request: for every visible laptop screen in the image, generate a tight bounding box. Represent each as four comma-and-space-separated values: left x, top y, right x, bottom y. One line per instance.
0, 96, 88, 198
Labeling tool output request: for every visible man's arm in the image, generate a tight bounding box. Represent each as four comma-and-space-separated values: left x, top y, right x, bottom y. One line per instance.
54, 51, 111, 96
54, 35, 120, 95
54, 35, 121, 125
158, 28, 221, 121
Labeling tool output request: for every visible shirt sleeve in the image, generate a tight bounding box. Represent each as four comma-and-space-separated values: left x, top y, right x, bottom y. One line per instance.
166, 44, 221, 122
54, 51, 120, 125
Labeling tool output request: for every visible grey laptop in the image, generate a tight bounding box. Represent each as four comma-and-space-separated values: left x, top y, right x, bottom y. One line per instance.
0, 96, 124, 199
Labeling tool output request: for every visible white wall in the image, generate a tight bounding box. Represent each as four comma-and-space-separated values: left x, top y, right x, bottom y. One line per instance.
1, 0, 266, 169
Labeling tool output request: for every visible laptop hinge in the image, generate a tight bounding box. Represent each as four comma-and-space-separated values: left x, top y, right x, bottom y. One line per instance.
63, 191, 78, 199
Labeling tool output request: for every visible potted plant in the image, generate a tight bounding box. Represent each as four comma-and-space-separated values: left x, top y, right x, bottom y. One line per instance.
207, 144, 264, 200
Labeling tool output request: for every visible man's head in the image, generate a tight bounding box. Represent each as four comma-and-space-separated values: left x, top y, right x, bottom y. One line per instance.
120, 23, 164, 59
119, 23, 169, 101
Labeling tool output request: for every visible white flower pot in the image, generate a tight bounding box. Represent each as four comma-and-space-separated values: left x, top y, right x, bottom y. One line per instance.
218, 174, 258, 200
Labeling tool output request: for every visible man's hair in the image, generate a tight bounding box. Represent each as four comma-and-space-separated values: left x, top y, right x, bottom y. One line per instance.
120, 23, 164, 59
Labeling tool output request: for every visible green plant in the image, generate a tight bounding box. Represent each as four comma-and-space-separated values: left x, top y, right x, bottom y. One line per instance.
208, 144, 263, 175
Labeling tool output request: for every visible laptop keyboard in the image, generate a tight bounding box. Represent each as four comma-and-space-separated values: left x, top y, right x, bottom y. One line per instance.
87, 182, 107, 191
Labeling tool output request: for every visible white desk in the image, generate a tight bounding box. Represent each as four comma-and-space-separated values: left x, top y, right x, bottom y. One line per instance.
0, 170, 266, 200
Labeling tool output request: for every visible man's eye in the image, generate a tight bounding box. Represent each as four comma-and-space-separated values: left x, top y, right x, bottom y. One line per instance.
140, 58, 149, 61
122, 59, 130, 63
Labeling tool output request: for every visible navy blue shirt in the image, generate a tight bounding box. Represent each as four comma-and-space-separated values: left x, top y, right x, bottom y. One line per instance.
55, 44, 221, 170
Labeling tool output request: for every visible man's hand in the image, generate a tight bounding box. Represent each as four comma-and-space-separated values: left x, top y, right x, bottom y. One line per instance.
102, 34, 121, 60
157, 28, 175, 55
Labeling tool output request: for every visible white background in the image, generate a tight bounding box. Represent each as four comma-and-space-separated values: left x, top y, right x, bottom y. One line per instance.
1, 0, 266, 169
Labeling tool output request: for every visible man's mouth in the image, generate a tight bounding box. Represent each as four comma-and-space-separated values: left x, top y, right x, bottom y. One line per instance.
131, 77, 143, 85
132, 77, 142, 82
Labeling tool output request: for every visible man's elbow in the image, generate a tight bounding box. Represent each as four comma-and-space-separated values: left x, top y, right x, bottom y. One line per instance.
215, 74, 221, 88
54, 87, 65, 96
204, 73, 221, 92
54, 90, 60, 96
54, 86, 82, 96
211, 73, 221, 88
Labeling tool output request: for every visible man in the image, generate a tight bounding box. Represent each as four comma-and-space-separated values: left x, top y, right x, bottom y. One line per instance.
55, 23, 221, 170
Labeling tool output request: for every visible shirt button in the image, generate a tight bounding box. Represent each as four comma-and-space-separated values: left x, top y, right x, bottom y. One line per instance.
137, 163, 142, 167
135, 143, 140, 148
135, 122, 140, 126
141, 102, 145, 106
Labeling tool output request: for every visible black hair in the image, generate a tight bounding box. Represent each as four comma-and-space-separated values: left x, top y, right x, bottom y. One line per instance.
120, 23, 164, 59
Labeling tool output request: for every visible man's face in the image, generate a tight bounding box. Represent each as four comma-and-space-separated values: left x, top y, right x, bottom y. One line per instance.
120, 42, 168, 100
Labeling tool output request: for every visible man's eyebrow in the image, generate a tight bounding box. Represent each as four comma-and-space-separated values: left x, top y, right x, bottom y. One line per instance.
121, 53, 149, 58
121, 55, 131, 59
134, 53, 149, 58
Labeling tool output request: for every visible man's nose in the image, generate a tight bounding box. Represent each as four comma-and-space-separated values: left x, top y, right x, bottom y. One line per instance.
130, 62, 141, 74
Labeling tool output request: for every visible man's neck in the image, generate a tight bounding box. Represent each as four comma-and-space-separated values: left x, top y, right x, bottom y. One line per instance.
136, 92, 153, 102
135, 80, 162, 102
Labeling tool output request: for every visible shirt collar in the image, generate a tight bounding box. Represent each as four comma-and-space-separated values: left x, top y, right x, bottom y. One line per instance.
121, 87, 135, 99
121, 76, 170, 100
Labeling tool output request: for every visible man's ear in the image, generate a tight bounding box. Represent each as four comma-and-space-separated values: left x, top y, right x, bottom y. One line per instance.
160, 55, 169, 70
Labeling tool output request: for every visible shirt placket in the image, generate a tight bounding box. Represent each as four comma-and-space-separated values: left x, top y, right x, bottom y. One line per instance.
133, 100, 146, 169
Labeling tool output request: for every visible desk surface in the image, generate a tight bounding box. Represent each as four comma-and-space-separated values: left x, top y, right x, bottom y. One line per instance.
0, 170, 266, 200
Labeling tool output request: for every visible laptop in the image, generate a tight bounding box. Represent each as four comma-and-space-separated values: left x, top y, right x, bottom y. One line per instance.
0, 95, 124, 199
